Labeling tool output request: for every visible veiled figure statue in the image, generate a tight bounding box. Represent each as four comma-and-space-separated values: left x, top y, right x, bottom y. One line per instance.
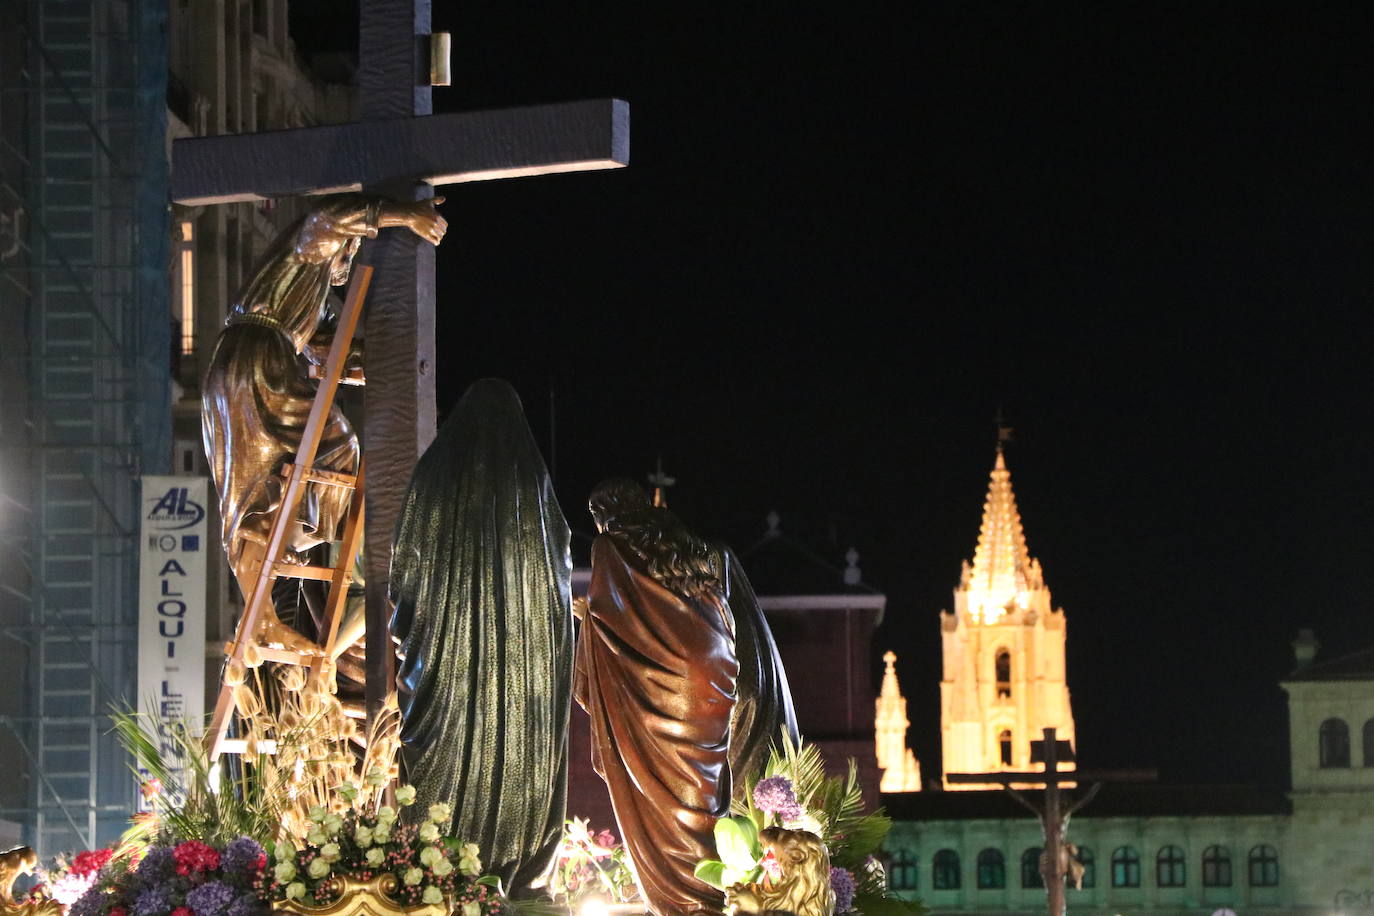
574, 479, 739, 916
715, 542, 800, 792
201, 193, 445, 652
391, 379, 573, 896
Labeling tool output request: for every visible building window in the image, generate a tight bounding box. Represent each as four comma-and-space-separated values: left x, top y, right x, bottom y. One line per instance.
1202, 845, 1232, 887
1156, 845, 1186, 887
976, 849, 1005, 889
1111, 846, 1141, 888
999, 729, 1013, 766
890, 850, 917, 891
1248, 845, 1279, 887
1320, 718, 1351, 767
175, 220, 195, 355
996, 649, 1011, 697
933, 849, 961, 890
1021, 848, 1043, 888
1363, 719, 1374, 767
1076, 846, 1095, 889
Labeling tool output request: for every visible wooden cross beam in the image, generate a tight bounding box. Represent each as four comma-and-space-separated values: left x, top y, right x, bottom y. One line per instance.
947, 728, 1156, 916
175, 1, 629, 733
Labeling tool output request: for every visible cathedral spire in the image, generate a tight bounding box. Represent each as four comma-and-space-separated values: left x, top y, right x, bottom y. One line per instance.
966, 447, 1033, 623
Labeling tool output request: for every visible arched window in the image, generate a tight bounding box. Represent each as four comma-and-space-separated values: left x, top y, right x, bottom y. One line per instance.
1363, 719, 1374, 767
999, 729, 1013, 766
1248, 845, 1279, 887
1156, 845, 1186, 887
1111, 846, 1141, 888
1320, 718, 1350, 767
1021, 848, 1044, 888
1075, 846, 1096, 890
1202, 845, 1232, 887
996, 649, 1011, 697
890, 849, 918, 891
933, 849, 961, 890
976, 849, 1005, 889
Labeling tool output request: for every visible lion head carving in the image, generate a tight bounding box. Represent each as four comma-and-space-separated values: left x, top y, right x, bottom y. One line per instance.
726, 827, 837, 916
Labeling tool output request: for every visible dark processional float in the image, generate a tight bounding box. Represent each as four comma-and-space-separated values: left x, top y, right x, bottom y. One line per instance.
3, 20, 919, 916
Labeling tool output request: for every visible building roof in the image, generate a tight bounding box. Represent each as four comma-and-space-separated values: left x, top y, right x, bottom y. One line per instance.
1283, 645, 1374, 683
882, 783, 1292, 821
736, 511, 884, 599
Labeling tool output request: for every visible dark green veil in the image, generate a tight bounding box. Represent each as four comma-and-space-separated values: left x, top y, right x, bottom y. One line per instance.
391, 378, 572, 895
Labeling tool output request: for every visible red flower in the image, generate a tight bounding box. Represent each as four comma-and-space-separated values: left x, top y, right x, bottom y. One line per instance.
109, 907, 128, 916
71, 849, 114, 878
172, 841, 220, 876
255, 853, 267, 871
171, 907, 192, 916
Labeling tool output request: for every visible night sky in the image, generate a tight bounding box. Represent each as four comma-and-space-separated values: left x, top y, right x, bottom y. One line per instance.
291, 4, 1373, 788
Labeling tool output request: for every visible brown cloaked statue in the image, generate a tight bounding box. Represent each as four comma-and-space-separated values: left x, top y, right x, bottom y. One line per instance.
574, 479, 740, 916
200, 193, 445, 652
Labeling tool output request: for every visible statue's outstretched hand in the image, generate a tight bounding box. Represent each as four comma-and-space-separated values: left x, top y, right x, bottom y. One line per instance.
381, 197, 448, 245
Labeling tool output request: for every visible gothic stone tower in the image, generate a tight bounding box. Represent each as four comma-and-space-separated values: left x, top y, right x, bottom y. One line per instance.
940, 448, 1075, 789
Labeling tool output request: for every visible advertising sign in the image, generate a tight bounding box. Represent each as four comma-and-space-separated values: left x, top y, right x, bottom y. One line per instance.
137, 476, 209, 782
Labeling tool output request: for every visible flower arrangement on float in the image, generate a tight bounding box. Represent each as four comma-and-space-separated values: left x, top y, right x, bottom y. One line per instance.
3, 703, 515, 916
546, 818, 636, 911
695, 734, 925, 916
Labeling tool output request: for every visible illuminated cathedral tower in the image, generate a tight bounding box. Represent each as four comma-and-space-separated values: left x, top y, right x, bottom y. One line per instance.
940, 447, 1075, 789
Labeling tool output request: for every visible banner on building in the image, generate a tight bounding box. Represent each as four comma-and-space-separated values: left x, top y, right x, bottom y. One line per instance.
137, 476, 209, 784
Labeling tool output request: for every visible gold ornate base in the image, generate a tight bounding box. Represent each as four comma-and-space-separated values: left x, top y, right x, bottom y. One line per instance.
273, 875, 446, 916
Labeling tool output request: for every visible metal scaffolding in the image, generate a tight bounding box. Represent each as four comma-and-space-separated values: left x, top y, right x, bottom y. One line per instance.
1, 0, 169, 856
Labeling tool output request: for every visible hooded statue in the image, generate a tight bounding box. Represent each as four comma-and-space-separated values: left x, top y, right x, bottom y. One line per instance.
390, 378, 572, 896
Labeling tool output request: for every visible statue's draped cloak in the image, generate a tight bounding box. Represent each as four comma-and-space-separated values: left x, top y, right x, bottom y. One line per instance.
201, 195, 378, 567
574, 536, 738, 916
719, 545, 800, 789
391, 379, 572, 895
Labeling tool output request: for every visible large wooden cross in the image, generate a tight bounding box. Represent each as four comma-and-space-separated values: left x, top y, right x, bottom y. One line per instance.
172, 2, 629, 723
947, 728, 1155, 916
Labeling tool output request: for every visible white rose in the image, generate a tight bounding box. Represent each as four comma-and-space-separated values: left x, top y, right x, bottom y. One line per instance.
373, 826, 392, 844
274, 861, 297, 883
431, 858, 454, 877
418, 822, 440, 843
404, 867, 424, 886
395, 786, 417, 806
365, 848, 385, 867
354, 826, 373, 848
307, 858, 330, 879
421, 886, 443, 905
323, 813, 343, 835
285, 883, 306, 902
461, 902, 480, 916
428, 802, 452, 825
419, 846, 442, 867
319, 843, 341, 863
273, 841, 295, 862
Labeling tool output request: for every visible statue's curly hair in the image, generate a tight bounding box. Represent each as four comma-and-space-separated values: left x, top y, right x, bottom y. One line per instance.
588, 478, 722, 599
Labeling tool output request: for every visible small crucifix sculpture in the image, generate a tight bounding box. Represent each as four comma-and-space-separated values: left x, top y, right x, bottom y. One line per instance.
173, 2, 629, 727
946, 727, 1156, 916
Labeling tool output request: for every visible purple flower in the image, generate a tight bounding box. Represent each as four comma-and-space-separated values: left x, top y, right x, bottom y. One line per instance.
136, 848, 176, 882
830, 866, 856, 913
133, 887, 171, 916
185, 882, 235, 916
68, 884, 109, 916
225, 893, 267, 916
219, 839, 264, 876
752, 775, 803, 821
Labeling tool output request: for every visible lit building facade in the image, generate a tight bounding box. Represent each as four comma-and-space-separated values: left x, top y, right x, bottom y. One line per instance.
876, 651, 923, 792
940, 449, 1075, 789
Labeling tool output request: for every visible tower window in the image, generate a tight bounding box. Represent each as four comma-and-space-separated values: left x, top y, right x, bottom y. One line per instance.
933, 849, 961, 890
999, 729, 1013, 766
1156, 845, 1186, 887
1319, 718, 1350, 768
1363, 719, 1374, 767
1202, 845, 1232, 887
1111, 846, 1141, 888
1247, 845, 1279, 887
976, 849, 1005, 889
996, 649, 1011, 697
1021, 848, 1044, 888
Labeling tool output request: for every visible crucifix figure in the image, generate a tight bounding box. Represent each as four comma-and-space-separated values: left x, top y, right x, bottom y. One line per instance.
946, 728, 1156, 916
174, 2, 629, 725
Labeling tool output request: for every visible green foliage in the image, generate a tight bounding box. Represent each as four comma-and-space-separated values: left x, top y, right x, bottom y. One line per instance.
695, 816, 764, 890
852, 891, 929, 916
109, 707, 290, 850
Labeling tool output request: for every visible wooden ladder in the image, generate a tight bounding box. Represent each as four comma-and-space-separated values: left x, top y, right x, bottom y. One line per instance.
206, 266, 373, 760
